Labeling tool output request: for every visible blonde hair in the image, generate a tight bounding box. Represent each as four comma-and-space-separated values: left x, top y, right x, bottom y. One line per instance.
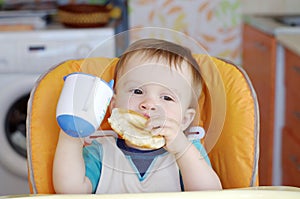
114, 38, 203, 100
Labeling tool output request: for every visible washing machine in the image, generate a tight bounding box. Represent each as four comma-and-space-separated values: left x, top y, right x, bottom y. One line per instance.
0, 27, 115, 196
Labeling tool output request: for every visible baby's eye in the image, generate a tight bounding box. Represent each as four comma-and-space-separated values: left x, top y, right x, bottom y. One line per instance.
131, 88, 143, 95
162, 95, 174, 102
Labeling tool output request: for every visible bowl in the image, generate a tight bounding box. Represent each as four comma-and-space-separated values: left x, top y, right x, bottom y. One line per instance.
57, 4, 119, 28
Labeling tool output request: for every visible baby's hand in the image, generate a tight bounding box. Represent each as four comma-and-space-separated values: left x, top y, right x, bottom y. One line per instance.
147, 117, 191, 158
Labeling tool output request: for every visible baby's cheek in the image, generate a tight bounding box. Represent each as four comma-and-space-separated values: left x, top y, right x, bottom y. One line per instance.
166, 107, 182, 121
114, 93, 132, 108
127, 98, 141, 110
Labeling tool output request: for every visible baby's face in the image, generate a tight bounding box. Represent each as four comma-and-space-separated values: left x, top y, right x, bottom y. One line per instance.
111, 57, 195, 130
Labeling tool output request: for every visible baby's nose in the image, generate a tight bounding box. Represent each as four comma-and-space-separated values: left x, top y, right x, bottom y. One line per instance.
139, 100, 157, 111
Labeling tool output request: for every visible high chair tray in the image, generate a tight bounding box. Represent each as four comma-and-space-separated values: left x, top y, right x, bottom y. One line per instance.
1, 186, 299, 199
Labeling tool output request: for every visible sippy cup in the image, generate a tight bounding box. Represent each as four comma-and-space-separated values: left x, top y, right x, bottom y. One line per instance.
56, 72, 114, 137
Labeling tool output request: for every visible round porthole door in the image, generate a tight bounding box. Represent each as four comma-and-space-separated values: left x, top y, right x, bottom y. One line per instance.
0, 75, 38, 179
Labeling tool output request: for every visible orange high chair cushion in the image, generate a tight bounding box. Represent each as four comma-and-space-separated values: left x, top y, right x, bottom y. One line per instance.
26, 55, 259, 194
200, 57, 259, 188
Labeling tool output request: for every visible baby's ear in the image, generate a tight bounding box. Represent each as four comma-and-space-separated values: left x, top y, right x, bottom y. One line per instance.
181, 108, 196, 131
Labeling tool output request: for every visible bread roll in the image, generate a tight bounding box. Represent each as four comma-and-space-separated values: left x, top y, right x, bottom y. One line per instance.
108, 108, 165, 149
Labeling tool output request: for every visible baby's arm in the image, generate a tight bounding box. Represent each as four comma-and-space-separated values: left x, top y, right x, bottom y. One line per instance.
175, 140, 222, 191
150, 118, 222, 191
53, 130, 92, 193
166, 130, 222, 191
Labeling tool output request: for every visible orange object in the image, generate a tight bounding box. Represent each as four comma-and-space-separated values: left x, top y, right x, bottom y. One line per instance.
27, 55, 259, 193
0, 24, 34, 31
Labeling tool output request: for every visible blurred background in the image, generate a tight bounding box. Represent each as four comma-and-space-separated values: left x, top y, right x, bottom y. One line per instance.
0, 0, 299, 196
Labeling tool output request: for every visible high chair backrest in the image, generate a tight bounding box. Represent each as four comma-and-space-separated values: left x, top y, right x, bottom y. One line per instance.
26, 55, 259, 194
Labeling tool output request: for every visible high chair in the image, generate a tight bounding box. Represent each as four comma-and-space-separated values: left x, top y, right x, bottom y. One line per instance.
26, 54, 259, 194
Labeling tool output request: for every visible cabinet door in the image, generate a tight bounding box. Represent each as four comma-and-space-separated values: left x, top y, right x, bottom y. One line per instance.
282, 127, 300, 187
285, 48, 300, 141
282, 48, 300, 186
242, 24, 277, 185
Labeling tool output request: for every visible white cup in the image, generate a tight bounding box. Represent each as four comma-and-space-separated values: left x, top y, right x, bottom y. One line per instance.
56, 72, 114, 137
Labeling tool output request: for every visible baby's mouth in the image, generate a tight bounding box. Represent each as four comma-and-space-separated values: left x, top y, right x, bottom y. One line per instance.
143, 113, 150, 119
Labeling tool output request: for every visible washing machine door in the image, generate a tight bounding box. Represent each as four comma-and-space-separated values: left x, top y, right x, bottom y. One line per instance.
0, 74, 39, 179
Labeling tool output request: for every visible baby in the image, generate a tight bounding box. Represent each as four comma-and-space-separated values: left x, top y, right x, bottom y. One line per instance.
53, 38, 222, 193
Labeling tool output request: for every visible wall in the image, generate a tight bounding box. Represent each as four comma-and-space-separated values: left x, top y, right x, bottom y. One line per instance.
129, 0, 242, 64
242, 0, 300, 15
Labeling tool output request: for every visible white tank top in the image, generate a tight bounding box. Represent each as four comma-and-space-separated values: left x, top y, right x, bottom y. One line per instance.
95, 137, 181, 193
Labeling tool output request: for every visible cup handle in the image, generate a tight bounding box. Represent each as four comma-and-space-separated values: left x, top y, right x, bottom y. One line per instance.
108, 79, 114, 89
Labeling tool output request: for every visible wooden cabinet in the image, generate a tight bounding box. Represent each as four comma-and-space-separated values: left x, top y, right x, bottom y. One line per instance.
242, 24, 277, 185
282, 48, 300, 186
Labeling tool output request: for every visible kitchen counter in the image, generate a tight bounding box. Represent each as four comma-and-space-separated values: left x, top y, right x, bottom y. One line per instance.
277, 34, 300, 56
244, 15, 300, 35
244, 15, 284, 35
